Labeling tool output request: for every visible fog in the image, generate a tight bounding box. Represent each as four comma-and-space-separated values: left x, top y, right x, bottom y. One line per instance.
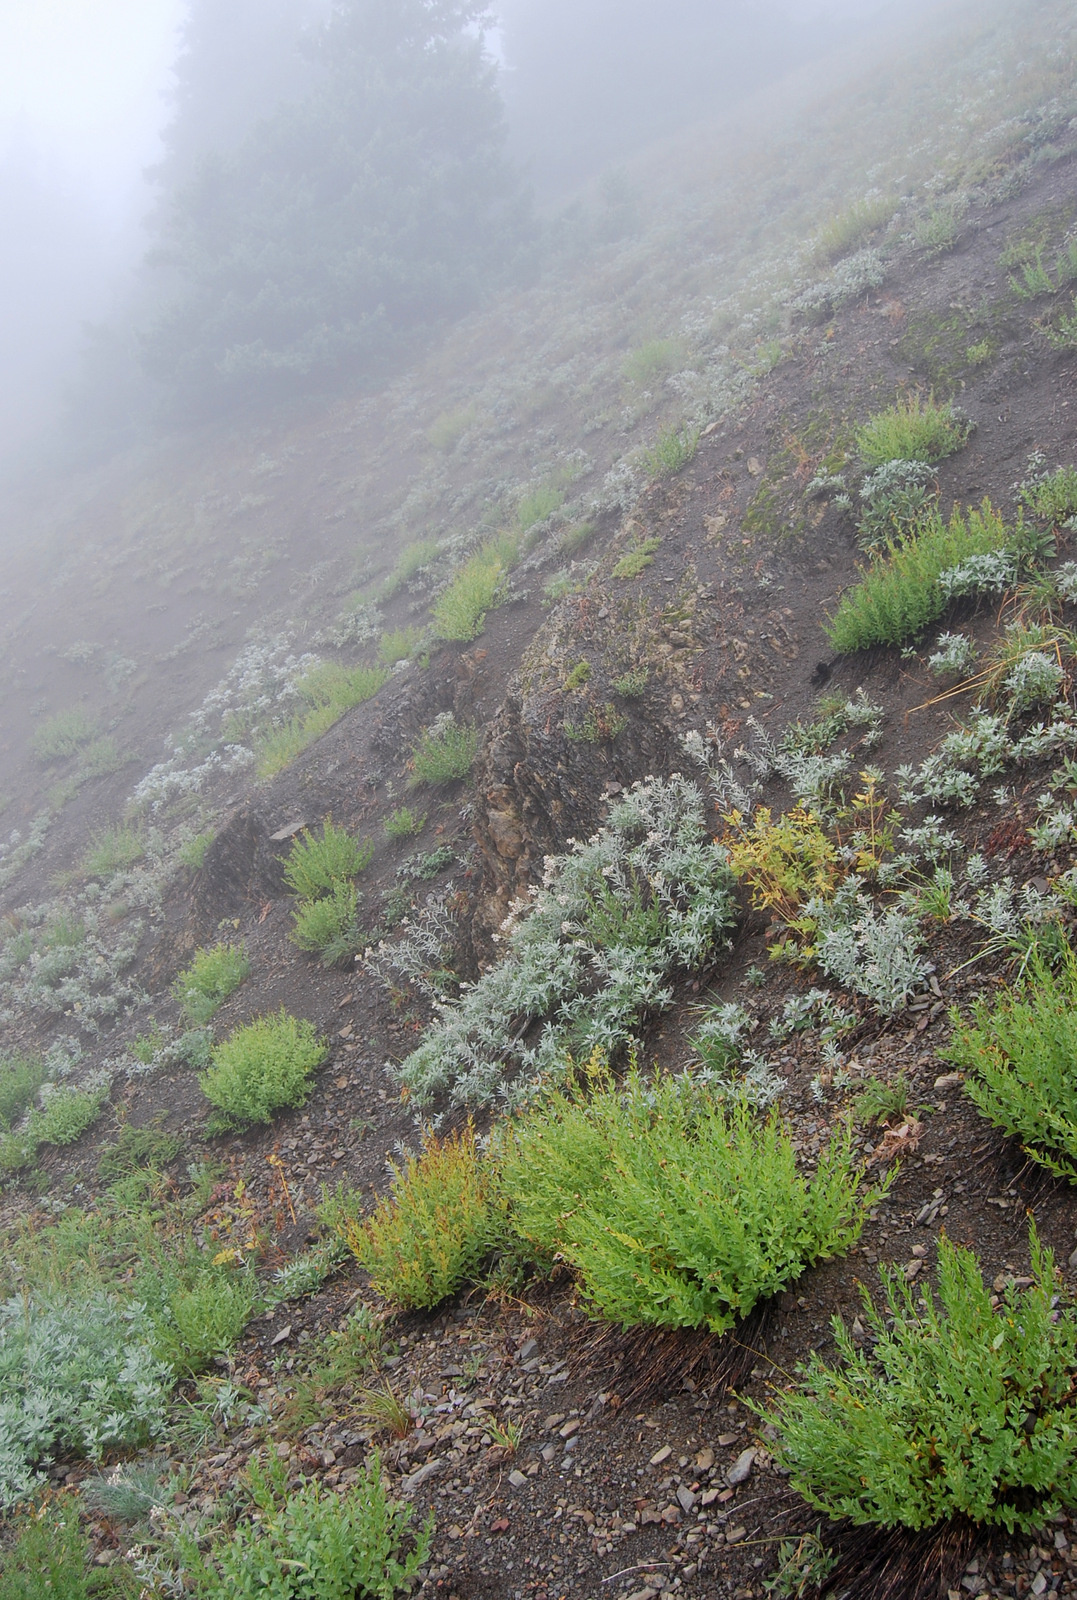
0, 0, 944, 467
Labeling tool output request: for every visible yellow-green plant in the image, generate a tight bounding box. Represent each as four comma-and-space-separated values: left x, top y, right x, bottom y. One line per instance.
612, 537, 661, 578
173, 943, 250, 1024
501, 1060, 881, 1333
855, 392, 970, 469
722, 806, 841, 928
337, 1124, 500, 1310
200, 1010, 327, 1128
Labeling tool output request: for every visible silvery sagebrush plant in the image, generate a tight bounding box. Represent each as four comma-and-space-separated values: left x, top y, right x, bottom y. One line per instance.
0, 1292, 172, 1507
927, 631, 978, 677
806, 879, 931, 1014
390, 775, 737, 1107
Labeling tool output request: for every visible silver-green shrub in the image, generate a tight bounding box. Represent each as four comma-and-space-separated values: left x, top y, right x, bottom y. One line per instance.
392, 776, 736, 1106
0, 1293, 171, 1506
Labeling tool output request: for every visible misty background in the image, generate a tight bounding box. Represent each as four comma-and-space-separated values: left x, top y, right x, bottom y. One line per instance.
0, 0, 915, 469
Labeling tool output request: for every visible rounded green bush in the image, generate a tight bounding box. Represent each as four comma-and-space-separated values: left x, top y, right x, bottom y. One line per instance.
199, 1009, 327, 1128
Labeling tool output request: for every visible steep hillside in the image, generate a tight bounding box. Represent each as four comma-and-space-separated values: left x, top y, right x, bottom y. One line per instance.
4, 4, 1077, 1599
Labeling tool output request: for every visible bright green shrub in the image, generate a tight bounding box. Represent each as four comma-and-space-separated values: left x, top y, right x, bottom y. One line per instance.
255, 705, 338, 778
290, 882, 363, 967
80, 824, 144, 879
173, 942, 250, 1024
826, 500, 1013, 652
501, 1065, 879, 1332
151, 1272, 257, 1375
641, 425, 698, 479
178, 1451, 431, 1600
297, 661, 390, 714
28, 1085, 108, 1148
378, 626, 425, 666
384, 806, 426, 841
943, 950, 1077, 1179
338, 1125, 499, 1310
282, 820, 373, 899
1021, 464, 1077, 524
768, 1226, 1077, 1534
856, 392, 970, 469
517, 486, 564, 532
200, 1010, 327, 1128
381, 538, 440, 596
409, 719, 478, 786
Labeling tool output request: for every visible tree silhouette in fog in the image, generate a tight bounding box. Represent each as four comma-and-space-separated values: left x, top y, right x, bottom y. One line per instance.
144, 0, 530, 410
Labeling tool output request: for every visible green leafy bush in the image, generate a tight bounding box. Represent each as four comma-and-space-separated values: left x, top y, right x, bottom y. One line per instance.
1021, 464, 1077, 524
826, 500, 1014, 652
283, 820, 373, 900
409, 719, 479, 786
297, 661, 390, 714
0, 1293, 171, 1506
200, 1010, 327, 1128
173, 942, 250, 1024
813, 196, 896, 263
0, 1055, 46, 1128
943, 950, 1077, 1179
767, 1226, 1077, 1534
30, 710, 98, 764
431, 542, 510, 641
501, 1065, 878, 1332
0, 1496, 119, 1600
378, 626, 425, 666
178, 830, 215, 870
622, 337, 688, 386
381, 539, 440, 597
517, 485, 564, 532
856, 393, 970, 469
338, 1125, 500, 1310
178, 1451, 431, 1600
641, 425, 698, 479
149, 1270, 257, 1375
290, 881, 364, 967
29, 1085, 108, 1148
255, 705, 338, 778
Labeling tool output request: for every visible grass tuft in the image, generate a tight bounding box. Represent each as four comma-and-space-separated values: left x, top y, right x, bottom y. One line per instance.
409, 720, 478, 786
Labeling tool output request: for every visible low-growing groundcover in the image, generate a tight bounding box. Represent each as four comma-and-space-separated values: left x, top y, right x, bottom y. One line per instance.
768, 1227, 1077, 1534
943, 950, 1077, 1179
177, 1451, 431, 1600
501, 1067, 881, 1332
0, 1293, 172, 1506
199, 1010, 327, 1128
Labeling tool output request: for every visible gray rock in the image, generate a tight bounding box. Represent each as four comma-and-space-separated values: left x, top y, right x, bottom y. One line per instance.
401, 1457, 446, 1494
727, 1446, 757, 1486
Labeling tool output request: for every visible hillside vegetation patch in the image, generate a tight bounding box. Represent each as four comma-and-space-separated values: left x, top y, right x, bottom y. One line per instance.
768, 1226, 1077, 1534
